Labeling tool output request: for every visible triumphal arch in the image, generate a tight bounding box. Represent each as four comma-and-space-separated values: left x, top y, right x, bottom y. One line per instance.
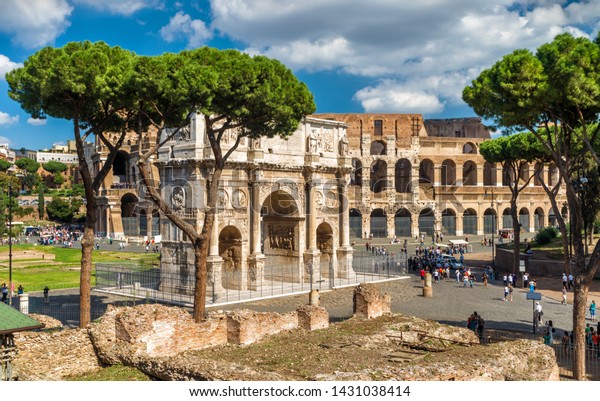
157, 114, 355, 300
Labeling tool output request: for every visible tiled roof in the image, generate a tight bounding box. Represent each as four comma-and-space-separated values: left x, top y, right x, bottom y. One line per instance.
0, 302, 43, 334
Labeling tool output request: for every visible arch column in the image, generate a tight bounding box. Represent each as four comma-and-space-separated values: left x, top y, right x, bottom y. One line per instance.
303, 172, 321, 283
207, 209, 225, 300
434, 165, 441, 187
337, 173, 355, 279
247, 174, 265, 291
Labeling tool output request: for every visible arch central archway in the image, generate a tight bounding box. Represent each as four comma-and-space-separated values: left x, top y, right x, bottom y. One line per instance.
262, 190, 301, 279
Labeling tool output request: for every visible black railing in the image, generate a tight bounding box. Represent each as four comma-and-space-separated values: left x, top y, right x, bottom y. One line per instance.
94, 254, 408, 306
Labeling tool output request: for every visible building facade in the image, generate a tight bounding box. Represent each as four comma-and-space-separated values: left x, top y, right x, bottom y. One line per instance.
313, 114, 564, 239
157, 114, 355, 299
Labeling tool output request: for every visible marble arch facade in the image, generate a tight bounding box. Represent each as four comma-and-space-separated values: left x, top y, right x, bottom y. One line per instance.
156, 114, 355, 300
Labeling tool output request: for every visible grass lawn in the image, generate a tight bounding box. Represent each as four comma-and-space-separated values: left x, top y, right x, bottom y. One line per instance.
66, 365, 151, 381
0, 244, 159, 292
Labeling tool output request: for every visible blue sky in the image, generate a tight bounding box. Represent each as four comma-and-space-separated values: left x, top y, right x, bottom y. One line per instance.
0, 0, 599, 150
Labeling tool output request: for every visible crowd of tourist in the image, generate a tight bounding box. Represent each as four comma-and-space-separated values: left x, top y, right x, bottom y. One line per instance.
31, 225, 82, 247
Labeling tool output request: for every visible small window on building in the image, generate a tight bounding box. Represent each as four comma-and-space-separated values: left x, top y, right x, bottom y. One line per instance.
374, 120, 383, 135
454, 130, 462, 138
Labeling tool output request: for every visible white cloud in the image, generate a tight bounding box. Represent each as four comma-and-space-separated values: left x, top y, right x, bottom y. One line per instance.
354, 80, 444, 113
210, 0, 596, 114
0, 0, 72, 48
73, 0, 163, 16
247, 37, 353, 72
0, 112, 19, 127
27, 118, 46, 126
0, 55, 22, 80
160, 11, 212, 48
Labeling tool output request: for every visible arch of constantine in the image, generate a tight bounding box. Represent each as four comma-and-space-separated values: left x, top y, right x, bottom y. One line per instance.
156, 114, 356, 300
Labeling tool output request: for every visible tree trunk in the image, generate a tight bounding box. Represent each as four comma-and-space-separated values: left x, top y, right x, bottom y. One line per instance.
510, 198, 520, 274
192, 230, 210, 322
79, 199, 96, 327
192, 168, 222, 323
572, 277, 589, 380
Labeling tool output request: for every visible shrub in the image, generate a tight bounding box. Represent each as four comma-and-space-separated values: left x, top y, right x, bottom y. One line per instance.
534, 226, 558, 245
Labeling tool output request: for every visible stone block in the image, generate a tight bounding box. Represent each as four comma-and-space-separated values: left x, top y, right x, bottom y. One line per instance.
113, 304, 227, 358
353, 283, 391, 319
297, 305, 329, 331
226, 309, 298, 345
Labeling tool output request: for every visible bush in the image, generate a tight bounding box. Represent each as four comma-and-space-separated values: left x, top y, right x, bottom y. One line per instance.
545, 225, 559, 239
534, 226, 558, 245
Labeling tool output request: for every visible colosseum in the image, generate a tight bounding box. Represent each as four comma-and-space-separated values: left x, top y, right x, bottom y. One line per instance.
313, 113, 564, 239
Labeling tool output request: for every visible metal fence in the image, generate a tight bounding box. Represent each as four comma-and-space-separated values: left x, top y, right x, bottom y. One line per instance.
551, 344, 600, 381
94, 253, 408, 307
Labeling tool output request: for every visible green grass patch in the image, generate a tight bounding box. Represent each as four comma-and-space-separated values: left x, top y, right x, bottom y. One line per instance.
0, 244, 159, 291
66, 365, 152, 381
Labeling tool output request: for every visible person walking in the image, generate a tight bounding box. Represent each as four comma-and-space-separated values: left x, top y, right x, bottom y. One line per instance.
568, 273, 574, 290
508, 284, 513, 302
43, 286, 50, 304
503, 285, 509, 301
482, 272, 488, 287
523, 272, 529, 289
590, 300, 597, 321
561, 285, 567, 305
535, 301, 544, 326
476, 314, 485, 342
1, 283, 7, 304
455, 269, 461, 284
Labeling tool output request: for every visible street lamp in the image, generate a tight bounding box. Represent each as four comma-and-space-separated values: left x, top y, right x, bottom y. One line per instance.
7, 180, 13, 306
